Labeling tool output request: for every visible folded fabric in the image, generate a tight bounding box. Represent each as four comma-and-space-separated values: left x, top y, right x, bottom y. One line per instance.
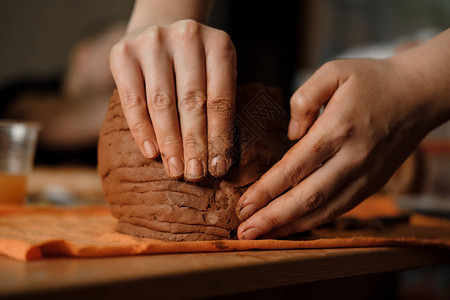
0, 195, 449, 261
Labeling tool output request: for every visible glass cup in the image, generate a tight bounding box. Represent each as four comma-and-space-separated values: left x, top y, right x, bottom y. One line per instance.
0, 121, 39, 205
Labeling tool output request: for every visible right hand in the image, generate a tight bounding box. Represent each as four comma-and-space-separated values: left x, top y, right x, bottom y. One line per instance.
110, 19, 237, 181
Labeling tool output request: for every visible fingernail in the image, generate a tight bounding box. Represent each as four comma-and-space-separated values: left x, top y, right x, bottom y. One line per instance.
211, 155, 227, 177
168, 157, 184, 178
235, 200, 245, 216
237, 203, 257, 221
143, 140, 158, 158
287, 120, 301, 140
240, 228, 259, 240
186, 158, 204, 181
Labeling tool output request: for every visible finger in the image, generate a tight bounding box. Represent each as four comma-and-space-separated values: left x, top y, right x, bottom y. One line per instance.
173, 21, 207, 182
204, 30, 237, 178
262, 176, 367, 239
236, 126, 336, 222
288, 62, 345, 140
139, 28, 184, 179
110, 43, 159, 159
237, 150, 357, 240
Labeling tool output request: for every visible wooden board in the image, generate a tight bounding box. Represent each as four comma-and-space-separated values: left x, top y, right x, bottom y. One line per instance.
0, 247, 449, 299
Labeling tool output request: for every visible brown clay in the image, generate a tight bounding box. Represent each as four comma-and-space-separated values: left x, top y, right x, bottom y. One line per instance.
97, 83, 291, 241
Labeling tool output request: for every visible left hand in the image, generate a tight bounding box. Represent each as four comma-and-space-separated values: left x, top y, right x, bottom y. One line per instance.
235, 57, 439, 240
110, 20, 236, 181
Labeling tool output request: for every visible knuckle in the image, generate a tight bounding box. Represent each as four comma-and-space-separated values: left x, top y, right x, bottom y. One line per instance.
278, 160, 302, 186
322, 60, 338, 72
149, 90, 174, 111
322, 60, 345, 74
302, 189, 325, 211
144, 26, 162, 43
327, 123, 354, 149
291, 89, 312, 108
336, 123, 354, 140
291, 88, 321, 114
207, 96, 234, 115
260, 189, 273, 203
208, 135, 232, 157
265, 213, 284, 230
183, 133, 201, 148
212, 31, 236, 59
110, 42, 124, 57
131, 120, 150, 135
160, 135, 181, 149
253, 185, 273, 203
121, 91, 144, 110
110, 42, 132, 63
179, 91, 206, 112
176, 19, 201, 39
208, 135, 231, 146
215, 30, 233, 48
323, 206, 340, 223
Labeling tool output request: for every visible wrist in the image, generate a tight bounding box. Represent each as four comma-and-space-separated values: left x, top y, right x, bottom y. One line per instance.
127, 0, 212, 34
126, 17, 178, 35
388, 51, 450, 132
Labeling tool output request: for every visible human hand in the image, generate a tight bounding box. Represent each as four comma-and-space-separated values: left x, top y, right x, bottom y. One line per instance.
235, 57, 440, 240
110, 20, 236, 181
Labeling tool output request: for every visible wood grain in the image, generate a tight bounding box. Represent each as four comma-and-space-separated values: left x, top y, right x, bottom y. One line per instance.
0, 247, 449, 299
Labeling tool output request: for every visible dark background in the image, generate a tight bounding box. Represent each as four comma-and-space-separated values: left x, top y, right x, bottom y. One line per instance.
1, 0, 449, 98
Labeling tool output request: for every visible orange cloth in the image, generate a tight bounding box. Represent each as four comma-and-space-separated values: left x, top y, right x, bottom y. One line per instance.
1, 195, 449, 261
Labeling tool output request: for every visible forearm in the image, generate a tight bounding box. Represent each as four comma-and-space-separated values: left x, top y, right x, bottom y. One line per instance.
127, 0, 213, 33
391, 29, 450, 129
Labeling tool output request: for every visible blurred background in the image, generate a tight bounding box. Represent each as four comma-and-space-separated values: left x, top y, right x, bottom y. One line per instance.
0, 0, 449, 298
0, 0, 132, 166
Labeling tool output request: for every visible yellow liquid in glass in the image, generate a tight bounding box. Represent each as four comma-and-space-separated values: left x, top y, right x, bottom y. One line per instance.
0, 173, 27, 205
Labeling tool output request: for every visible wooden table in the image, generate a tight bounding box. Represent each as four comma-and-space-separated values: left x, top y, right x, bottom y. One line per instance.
0, 247, 449, 299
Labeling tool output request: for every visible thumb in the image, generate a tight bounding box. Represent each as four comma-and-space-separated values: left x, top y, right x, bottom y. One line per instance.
288, 62, 342, 140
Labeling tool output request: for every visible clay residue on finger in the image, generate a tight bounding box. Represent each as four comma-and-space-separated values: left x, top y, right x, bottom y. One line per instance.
313, 137, 325, 153
208, 137, 234, 178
